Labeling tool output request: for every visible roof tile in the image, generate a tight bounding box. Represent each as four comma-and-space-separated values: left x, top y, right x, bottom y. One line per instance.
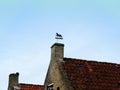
62, 58, 120, 90
19, 83, 43, 90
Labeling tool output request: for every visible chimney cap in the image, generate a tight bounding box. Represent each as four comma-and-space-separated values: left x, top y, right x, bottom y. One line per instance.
51, 43, 64, 48
9, 72, 19, 76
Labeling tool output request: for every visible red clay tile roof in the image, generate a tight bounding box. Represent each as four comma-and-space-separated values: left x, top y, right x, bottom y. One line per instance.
62, 58, 120, 90
19, 83, 43, 90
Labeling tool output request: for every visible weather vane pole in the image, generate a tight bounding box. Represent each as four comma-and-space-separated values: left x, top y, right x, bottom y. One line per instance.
55, 33, 63, 43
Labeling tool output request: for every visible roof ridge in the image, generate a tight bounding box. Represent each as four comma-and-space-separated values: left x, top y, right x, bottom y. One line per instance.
64, 57, 120, 65
19, 83, 43, 86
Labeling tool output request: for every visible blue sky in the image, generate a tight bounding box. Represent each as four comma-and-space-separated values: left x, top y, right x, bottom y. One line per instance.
0, 0, 120, 90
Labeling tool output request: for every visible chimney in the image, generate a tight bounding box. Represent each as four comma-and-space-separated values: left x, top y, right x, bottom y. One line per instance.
51, 43, 64, 62
8, 72, 19, 90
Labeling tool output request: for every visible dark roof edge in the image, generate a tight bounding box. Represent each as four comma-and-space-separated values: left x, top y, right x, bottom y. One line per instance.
63, 57, 120, 65
19, 83, 44, 86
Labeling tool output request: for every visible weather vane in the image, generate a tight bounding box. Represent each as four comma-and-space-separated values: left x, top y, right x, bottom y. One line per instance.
55, 33, 63, 42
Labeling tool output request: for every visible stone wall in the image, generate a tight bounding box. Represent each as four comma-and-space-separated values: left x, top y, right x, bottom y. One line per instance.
44, 43, 73, 90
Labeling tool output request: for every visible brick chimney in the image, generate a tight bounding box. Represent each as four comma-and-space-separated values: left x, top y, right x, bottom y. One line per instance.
8, 72, 19, 90
51, 43, 64, 62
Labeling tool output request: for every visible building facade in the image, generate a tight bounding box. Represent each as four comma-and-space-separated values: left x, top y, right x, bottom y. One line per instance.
44, 43, 120, 90
8, 43, 120, 90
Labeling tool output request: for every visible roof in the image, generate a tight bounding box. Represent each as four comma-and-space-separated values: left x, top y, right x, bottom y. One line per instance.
15, 83, 43, 90
62, 58, 120, 90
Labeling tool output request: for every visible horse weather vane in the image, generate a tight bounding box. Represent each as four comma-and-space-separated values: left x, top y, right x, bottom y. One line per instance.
55, 33, 63, 42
